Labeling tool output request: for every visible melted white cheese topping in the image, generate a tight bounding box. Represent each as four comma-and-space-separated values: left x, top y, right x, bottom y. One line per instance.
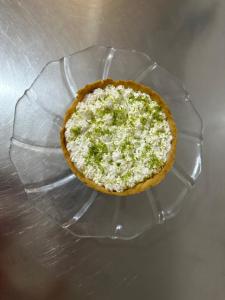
65, 84, 173, 192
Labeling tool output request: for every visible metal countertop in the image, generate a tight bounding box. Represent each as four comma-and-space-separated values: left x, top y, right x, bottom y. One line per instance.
0, 0, 225, 299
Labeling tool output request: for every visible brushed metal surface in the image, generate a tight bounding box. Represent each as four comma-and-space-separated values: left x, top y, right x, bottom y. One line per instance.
0, 0, 225, 299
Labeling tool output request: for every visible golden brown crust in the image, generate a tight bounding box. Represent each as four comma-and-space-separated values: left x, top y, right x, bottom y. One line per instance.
60, 79, 177, 196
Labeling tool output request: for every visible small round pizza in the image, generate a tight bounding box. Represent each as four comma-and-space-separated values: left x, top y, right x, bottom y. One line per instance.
60, 79, 177, 196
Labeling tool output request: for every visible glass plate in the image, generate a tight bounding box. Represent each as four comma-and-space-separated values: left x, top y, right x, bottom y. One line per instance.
9, 45, 203, 240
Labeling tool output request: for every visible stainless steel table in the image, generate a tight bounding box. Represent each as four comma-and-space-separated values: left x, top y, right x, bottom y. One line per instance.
0, 0, 225, 299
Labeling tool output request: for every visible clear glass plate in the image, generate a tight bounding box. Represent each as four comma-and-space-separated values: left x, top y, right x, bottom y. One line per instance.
9, 45, 203, 240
